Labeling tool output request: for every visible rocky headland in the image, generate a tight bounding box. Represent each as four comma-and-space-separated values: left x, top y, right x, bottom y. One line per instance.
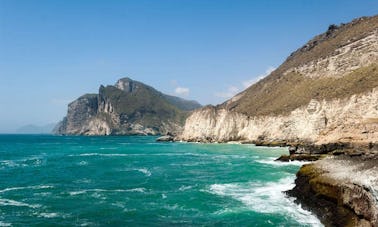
55, 77, 202, 135
177, 15, 378, 226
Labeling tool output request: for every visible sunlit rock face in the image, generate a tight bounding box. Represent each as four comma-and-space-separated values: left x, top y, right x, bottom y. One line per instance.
179, 88, 378, 144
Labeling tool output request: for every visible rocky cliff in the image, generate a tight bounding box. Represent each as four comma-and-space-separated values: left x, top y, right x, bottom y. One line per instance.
178, 15, 378, 226
178, 15, 378, 146
55, 78, 201, 135
288, 154, 378, 226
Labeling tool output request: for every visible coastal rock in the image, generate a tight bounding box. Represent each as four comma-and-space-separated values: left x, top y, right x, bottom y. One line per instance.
156, 135, 174, 142
287, 155, 378, 226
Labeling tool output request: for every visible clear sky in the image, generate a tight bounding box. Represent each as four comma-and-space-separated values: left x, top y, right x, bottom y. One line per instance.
0, 0, 377, 132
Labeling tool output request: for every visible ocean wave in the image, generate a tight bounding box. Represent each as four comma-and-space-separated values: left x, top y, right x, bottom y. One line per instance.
77, 161, 88, 166
0, 156, 44, 169
208, 176, 322, 226
256, 157, 311, 166
178, 185, 193, 191
0, 185, 53, 194
38, 212, 59, 218
69, 153, 131, 157
0, 221, 12, 227
134, 168, 151, 176
0, 198, 41, 208
68, 187, 147, 196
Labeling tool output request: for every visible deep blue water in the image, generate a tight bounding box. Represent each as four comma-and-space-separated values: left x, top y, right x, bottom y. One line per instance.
0, 135, 321, 226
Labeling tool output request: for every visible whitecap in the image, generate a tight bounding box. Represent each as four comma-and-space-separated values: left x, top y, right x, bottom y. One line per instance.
38, 212, 59, 218
135, 168, 151, 177
0, 198, 41, 208
178, 185, 193, 191
0, 185, 53, 193
77, 161, 88, 166
256, 157, 311, 166
68, 188, 147, 196
69, 153, 130, 157
125, 188, 146, 193
68, 191, 86, 196
208, 176, 322, 226
0, 221, 12, 227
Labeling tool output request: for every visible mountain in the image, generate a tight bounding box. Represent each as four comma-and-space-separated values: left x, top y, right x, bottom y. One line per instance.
54, 77, 202, 135
16, 123, 56, 134
178, 15, 378, 226
179, 15, 378, 145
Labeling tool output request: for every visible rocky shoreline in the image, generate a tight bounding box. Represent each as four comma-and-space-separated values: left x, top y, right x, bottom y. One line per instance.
274, 142, 378, 227
287, 153, 378, 227
173, 138, 378, 226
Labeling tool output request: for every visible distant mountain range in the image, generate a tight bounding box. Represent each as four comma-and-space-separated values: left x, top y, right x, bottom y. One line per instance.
16, 123, 56, 134
54, 77, 202, 135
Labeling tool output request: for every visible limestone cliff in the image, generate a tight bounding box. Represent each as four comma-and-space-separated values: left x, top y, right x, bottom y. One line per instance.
178, 15, 378, 145
55, 78, 201, 135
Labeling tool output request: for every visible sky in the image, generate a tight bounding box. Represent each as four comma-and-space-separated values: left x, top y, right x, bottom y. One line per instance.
0, 0, 377, 132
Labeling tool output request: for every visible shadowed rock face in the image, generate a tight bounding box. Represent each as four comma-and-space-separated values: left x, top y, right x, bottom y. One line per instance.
54, 78, 202, 135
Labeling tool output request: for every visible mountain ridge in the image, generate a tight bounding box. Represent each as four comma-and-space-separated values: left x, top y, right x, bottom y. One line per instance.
54, 77, 201, 135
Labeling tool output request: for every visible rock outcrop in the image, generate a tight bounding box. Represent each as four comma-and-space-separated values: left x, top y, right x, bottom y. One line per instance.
287, 154, 378, 226
54, 78, 202, 135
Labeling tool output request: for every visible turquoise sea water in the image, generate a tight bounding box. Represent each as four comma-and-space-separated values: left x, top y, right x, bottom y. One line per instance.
0, 135, 322, 226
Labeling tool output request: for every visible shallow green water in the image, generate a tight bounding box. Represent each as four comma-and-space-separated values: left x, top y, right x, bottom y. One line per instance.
0, 135, 321, 226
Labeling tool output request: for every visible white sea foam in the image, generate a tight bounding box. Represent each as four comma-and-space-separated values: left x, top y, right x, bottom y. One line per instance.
0, 185, 53, 193
126, 188, 146, 193
99, 147, 118, 150
77, 161, 88, 166
256, 157, 311, 166
208, 176, 323, 226
0, 198, 41, 208
69, 153, 131, 157
0, 221, 12, 227
38, 212, 59, 218
178, 185, 193, 191
68, 187, 147, 196
135, 168, 151, 176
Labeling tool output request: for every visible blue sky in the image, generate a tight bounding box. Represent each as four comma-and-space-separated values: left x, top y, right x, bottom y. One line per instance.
0, 0, 377, 132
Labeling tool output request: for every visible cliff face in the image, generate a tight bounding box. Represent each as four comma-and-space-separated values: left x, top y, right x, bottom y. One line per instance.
55, 78, 202, 135
178, 15, 378, 145
179, 87, 378, 144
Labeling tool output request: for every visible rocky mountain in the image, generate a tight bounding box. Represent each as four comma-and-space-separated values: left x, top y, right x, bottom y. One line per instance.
178, 15, 378, 226
54, 77, 201, 135
16, 123, 56, 134
178, 15, 378, 145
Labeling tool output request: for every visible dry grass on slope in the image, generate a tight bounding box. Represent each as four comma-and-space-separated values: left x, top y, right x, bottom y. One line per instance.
225, 15, 378, 117
228, 64, 378, 116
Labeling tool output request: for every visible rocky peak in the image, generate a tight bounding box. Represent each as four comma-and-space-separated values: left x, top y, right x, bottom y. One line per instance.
115, 77, 140, 93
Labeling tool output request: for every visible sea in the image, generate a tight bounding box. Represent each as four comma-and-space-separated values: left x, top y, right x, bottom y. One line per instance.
0, 135, 322, 226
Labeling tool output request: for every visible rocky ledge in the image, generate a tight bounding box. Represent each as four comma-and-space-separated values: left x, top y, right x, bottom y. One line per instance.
287, 153, 378, 227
